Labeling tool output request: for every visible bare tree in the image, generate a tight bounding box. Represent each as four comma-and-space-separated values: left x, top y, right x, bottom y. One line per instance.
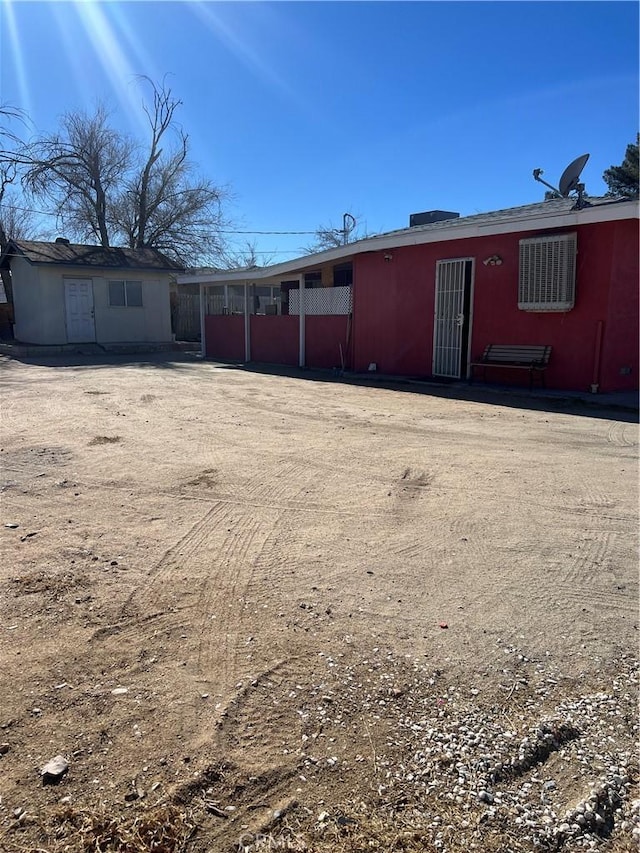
0, 105, 34, 305
0, 180, 39, 307
302, 211, 368, 254
215, 240, 274, 271
0, 103, 28, 154
0, 104, 31, 243
0, 185, 38, 242
24, 106, 132, 246
20, 79, 229, 265
111, 77, 228, 265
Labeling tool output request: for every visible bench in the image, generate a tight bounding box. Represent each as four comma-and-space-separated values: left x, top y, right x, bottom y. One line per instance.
469, 345, 552, 389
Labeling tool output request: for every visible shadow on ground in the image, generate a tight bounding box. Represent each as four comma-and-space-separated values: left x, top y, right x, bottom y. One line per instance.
235, 362, 639, 424
0, 351, 202, 372
0, 352, 637, 423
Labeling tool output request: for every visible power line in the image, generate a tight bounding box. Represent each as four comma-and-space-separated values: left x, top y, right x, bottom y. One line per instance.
0, 248, 303, 261
0, 250, 303, 263
0, 202, 56, 217
1, 202, 318, 235
221, 229, 316, 235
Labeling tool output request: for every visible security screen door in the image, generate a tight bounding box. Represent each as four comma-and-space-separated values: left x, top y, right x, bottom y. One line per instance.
432, 259, 473, 378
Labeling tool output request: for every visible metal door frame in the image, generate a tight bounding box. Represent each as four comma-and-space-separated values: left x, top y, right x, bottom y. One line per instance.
432, 257, 475, 379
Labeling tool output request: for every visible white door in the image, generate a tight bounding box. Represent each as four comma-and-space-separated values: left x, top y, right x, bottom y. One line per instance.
64, 279, 95, 343
432, 259, 473, 378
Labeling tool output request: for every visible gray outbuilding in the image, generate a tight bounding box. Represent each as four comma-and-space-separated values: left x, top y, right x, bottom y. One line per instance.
0, 239, 183, 346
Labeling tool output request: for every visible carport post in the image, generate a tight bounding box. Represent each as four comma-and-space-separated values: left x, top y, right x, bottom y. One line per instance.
244, 281, 251, 362
199, 283, 206, 357
298, 273, 305, 368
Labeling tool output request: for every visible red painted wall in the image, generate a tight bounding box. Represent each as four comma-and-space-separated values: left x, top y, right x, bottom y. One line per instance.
352, 217, 638, 392
600, 219, 639, 392
250, 315, 298, 365
352, 246, 433, 376
205, 315, 245, 361
306, 316, 350, 369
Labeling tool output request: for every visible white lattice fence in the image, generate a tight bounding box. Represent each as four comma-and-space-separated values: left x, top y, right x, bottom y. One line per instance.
289, 286, 352, 316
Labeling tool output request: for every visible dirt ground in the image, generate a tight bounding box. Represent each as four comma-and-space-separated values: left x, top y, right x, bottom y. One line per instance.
0, 354, 637, 853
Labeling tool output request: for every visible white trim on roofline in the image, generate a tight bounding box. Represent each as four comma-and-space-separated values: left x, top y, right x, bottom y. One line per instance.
178, 199, 639, 285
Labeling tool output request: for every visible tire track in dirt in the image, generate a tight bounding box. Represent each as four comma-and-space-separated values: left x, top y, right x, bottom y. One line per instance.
176, 759, 304, 850
352, 469, 501, 653
90, 472, 639, 527
389, 531, 446, 560
187, 457, 353, 734
241, 460, 311, 504
567, 452, 633, 510
552, 585, 637, 613
95, 456, 346, 698
215, 454, 373, 516
385, 472, 494, 586
559, 531, 612, 585
467, 489, 634, 528
205, 467, 327, 648
87, 513, 295, 746
195, 513, 268, 683
607, 421, 638, 448
212, 658, 306, 755
125, 501, 234, 611
493, 523, 637, 626
381, 476, 633, 524
199, 478, 336, 741
89, 502, 240, 648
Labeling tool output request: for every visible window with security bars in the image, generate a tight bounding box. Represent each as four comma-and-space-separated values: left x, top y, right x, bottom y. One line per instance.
518, 232, 576, 311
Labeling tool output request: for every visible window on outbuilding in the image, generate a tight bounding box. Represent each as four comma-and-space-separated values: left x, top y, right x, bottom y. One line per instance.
518, 233, 576, 311
109, 280, 143, 307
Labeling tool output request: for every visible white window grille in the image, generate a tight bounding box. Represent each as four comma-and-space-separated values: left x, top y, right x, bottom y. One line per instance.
518, 233, 576, 312
289, 285, 352, 315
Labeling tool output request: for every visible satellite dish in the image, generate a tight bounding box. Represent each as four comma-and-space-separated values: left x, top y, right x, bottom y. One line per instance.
559, 153, 589, 197
533, 152, 591, 209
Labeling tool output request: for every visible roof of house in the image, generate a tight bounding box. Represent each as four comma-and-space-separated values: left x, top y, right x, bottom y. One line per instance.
178, 196, 638, 285
375, 197, 595, 238
0, 240, 184, 272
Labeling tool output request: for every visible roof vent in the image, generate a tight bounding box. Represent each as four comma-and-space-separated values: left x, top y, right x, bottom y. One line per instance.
409, 210, 460, 227
55, 237, 70, 245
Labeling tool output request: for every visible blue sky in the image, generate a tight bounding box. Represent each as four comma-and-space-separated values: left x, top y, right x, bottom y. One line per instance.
1, 1, 638, 262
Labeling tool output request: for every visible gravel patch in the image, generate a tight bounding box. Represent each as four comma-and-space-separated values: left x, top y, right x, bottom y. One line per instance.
293, 643, 638, 851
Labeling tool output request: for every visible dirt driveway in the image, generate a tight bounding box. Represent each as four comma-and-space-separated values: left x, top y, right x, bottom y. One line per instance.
0, 354, 637, 852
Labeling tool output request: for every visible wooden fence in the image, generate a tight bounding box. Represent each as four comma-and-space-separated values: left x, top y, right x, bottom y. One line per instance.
172, 292, 201, 341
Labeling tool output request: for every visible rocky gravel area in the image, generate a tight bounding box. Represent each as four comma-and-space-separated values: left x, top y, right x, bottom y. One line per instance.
284, 643, 639, 852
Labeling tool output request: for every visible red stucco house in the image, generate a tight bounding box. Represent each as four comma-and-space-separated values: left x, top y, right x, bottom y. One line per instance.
178, 197, 639, 394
